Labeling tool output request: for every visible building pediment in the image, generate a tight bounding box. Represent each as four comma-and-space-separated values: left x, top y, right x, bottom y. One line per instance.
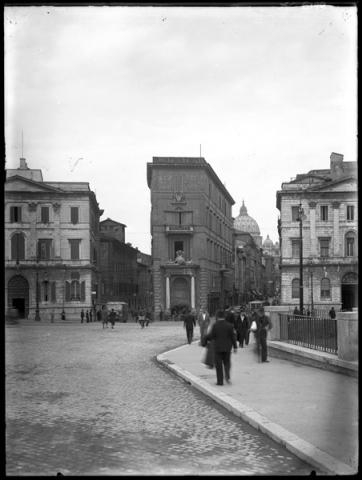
306, 176, 357, 193
5, 176, 63, 193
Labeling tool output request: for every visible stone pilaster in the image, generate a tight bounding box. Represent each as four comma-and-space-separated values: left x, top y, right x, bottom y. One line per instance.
332, 202, 340, 256
309, 202, 317, 256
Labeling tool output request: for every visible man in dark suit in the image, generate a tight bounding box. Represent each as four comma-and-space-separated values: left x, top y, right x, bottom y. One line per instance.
235, 309, 250, 348
256, 308, 272, 362
183, 308, 196, 344
225, 306, 237, 331
206, 309, 237, 385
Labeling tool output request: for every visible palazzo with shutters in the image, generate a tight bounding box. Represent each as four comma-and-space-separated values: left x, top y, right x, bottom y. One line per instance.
5, 157, 103, 320
276, 152, 358, 311
147, 157, 235, 318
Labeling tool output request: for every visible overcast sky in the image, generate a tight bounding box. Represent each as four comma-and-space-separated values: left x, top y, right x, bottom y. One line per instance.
5, 5, 357, 255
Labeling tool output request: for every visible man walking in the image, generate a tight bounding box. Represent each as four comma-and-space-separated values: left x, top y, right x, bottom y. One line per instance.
206, 309, 237, 385
101, 305, 108, 329
80, 309, 85, 324
329, 307, 336, 319
197, 307, 210, 346
235, 308, 250, 347
183, 308, 196, 344
256, 308, 272, 363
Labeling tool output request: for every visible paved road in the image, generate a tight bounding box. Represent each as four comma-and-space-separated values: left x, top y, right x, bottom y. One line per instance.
6, 321, 316, 475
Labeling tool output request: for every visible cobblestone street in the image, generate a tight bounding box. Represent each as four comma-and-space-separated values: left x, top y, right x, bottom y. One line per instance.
6, 321, 315, 476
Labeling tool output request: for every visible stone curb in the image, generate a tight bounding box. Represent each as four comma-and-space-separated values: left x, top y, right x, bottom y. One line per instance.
156, 347, 356, 476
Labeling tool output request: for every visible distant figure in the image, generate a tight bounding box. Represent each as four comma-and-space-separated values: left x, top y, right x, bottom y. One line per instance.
159, 309, 164, 321
86, 310, 89, 323
96, 309, 102, 322
306, 309, 311, 316
198, 308, 210, 346
101, 305, 108, 329
202, 316, 216, 369
256, 308, 273, 363
138, 309, 146, 328
51, 310, 55, 323
235, 308, 250, 348
183, 308, 196, 344
80, 309, 85, 324
329, 307, 336, 319
205, 309, 237, 385
89, 309, 93, 322
293, 306, 300, 316
61, 310, 66, 321
109, 309, 116, 329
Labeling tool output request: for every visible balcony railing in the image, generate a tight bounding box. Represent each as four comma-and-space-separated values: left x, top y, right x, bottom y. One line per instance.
279, 313, 337, 355
165, 225, 194, 234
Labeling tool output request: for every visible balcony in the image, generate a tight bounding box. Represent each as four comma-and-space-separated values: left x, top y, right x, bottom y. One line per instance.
165, 225, 194, 235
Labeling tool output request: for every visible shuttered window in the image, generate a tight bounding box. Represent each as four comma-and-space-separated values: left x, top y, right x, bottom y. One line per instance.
11, 233, 25, 261
51, 282, 56, 302
71, 207, 79, 224
69, 240, 81, 260
10, 206, 22, 223
41, 206, 49, 223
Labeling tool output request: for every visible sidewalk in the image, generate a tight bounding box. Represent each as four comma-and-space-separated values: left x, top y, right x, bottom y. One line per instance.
157, 335, 358, 475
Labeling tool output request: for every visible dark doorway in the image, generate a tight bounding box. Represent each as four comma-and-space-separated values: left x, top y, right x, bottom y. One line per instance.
341, 284, 358, 311
12, 298, 25, 318
8, 275, 29, 319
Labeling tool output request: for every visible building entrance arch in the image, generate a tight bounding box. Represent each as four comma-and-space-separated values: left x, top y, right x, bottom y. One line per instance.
341, 272, 358, 311
170, 276, 190, 312
8, 275, 29, 318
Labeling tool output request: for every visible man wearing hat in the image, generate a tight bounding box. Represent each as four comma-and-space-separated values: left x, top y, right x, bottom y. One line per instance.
256, 307, 272, 363
205, 309, 237, 385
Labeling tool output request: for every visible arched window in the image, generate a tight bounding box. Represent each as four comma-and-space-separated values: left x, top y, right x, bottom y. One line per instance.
345, 231, 357, 257
320, 278, 331, 299
292, 278, 299, 298
11, 233, 25, 261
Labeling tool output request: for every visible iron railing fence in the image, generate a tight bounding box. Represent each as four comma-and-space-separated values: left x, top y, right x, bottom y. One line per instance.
279, 313, 337, 355
288, 306, 330, 318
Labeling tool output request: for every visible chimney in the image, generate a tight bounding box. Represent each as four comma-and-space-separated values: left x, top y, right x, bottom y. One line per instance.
330, 152, 344, 179
19, 157, 29, 170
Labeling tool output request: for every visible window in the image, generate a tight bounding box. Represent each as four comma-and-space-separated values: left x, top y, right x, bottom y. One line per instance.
345, 232, 356, 257
51, 282, 56, 302
291, 206, 300, 222
10, 206, 22, 223
41, 206, 49, 223
320, 206, 328, 221
11, 233, 25, 261
347, 205, 355, 221
174, 241, 184, 259
37, 239, 52, 260
292, 278, 300, 298
319, 238, 330, 258
291, 239, 300, 258
320, 278, 331, 299
69, 239, 81, 260
71, 207, 79, 224
43, 281, 49, 301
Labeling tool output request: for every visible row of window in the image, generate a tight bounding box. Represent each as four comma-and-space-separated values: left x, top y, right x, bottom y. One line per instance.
206, 238, 232, 266
36, 280, 86, 302
208, 183, 231, 218
291, 204, 355, 222
291, 278, 331, 299
206, 207, 232, 243
290, 231, 357, 258
9, 206, 81, 224
10, 234, 90, 261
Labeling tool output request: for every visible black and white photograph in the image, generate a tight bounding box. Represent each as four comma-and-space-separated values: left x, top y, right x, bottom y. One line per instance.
4, 3, 358, 476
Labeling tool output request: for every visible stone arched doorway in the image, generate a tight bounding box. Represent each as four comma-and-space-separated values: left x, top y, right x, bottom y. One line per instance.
341, 272, 358, 311
170, 276, 190, 312
8, 275, 29, 318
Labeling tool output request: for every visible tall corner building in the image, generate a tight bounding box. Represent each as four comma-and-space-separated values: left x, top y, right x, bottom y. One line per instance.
147, 157, 235, 317
276, 152, 357, 311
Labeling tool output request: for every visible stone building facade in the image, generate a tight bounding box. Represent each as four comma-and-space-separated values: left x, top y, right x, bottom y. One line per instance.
147, 157, 235, 317
5, 158, 103, 320
99, 218, 152, 312
276, 152, 358, 311
262, 235, 281, 302
232, 202, 266, 304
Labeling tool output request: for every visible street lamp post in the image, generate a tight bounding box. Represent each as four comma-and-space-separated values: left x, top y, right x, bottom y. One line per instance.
298, 202, 304, 314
